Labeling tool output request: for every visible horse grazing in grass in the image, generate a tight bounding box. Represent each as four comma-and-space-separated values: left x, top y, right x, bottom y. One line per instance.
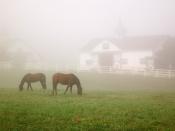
52, 73, 82, 95
19, 73, 47, 91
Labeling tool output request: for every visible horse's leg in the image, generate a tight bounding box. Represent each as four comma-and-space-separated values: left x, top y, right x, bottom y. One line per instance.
29, 83, 33, 91
55, 84, 58, 95
70, 86, 73, 94
52, 83, 55, 95
52, 88, 55, 95
27, 82, 30, 91
40, 81, 44, 90
64, 85, 70, 95
40, 81, 43, 89
53, 82, 57, 96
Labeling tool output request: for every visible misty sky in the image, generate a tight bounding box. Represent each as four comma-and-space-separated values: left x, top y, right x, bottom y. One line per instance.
0, 0, 175, 66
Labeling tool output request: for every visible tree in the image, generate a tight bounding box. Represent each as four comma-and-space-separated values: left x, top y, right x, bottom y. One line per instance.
0, 43, 11, 61
154, 38, 175, 69
11, 48, 28, 69
0, 47, 9, 61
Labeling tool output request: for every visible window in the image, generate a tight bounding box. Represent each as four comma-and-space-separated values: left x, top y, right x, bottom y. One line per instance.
86, 59, 94, 65
140, 58, 146, 65
140, 57, 153, 65
120, 58, 128, 64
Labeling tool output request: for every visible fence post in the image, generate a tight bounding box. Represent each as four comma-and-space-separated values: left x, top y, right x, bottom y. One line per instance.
155, 69, 159, 77
168, 69, 171, 79
143, 70, 146, 77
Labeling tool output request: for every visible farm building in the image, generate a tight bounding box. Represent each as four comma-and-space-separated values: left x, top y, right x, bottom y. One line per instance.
79, 36, 169, 71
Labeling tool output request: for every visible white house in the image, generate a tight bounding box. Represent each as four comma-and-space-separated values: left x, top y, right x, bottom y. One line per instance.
121, 51, 153, 70
79, 36, 168, 71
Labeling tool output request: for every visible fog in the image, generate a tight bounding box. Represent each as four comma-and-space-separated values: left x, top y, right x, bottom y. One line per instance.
0, 0, 175, 69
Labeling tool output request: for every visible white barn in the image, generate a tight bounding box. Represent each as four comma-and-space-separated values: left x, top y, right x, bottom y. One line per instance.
79, 36, 168, 71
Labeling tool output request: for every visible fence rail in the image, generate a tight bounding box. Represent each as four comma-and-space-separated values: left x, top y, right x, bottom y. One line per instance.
78, 66, 175, 78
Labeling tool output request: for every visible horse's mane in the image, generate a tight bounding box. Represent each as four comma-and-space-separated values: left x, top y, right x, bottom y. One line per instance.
72, 74, 81, 86
71, 74, 82, 95
19, 74, 29, 90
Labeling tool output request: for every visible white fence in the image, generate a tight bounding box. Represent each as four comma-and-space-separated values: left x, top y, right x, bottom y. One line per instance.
0, 62, 13, 70
1, 62, 175, 78
78, 66, 175, 78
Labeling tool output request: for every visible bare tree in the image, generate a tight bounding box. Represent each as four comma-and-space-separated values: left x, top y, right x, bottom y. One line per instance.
154, 38, 175, 69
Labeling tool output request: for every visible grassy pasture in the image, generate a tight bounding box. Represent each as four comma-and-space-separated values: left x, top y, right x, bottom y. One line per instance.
0, 70, 175, 130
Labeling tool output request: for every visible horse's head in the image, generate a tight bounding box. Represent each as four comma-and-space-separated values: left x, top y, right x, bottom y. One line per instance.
43, 83, 47, 89
77, 81, 82, 95
19, 84, 23, 91
40, 75, 47, 89
78, 87, 82, 95
41, 81, 47, 89
74, 75, 82, 95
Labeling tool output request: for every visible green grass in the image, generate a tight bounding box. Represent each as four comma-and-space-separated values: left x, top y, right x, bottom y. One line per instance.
0, 71, 175, 130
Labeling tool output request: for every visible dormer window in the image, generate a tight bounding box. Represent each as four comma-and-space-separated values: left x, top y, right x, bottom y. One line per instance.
102, 43, 109, 49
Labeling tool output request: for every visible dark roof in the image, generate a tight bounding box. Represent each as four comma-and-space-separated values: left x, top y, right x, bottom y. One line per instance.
81, 35, 170, 52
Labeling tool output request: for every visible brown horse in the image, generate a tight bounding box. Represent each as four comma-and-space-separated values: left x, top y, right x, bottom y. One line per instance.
19, 73, 47, 91
52, 73, 82, 95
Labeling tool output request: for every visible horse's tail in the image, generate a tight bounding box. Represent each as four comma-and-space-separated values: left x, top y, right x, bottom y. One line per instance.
41, 73, 47, 89
52, 74, 60, 95
52, 74, 57, 91
74, 75, 82, 95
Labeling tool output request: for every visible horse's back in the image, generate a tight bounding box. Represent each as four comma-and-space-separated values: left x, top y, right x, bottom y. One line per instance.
31, 73, 45, 77
23, 73, 32, 78
53, 73, 77, 79
23, 73, 45, 82
53, 73, 78, 84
